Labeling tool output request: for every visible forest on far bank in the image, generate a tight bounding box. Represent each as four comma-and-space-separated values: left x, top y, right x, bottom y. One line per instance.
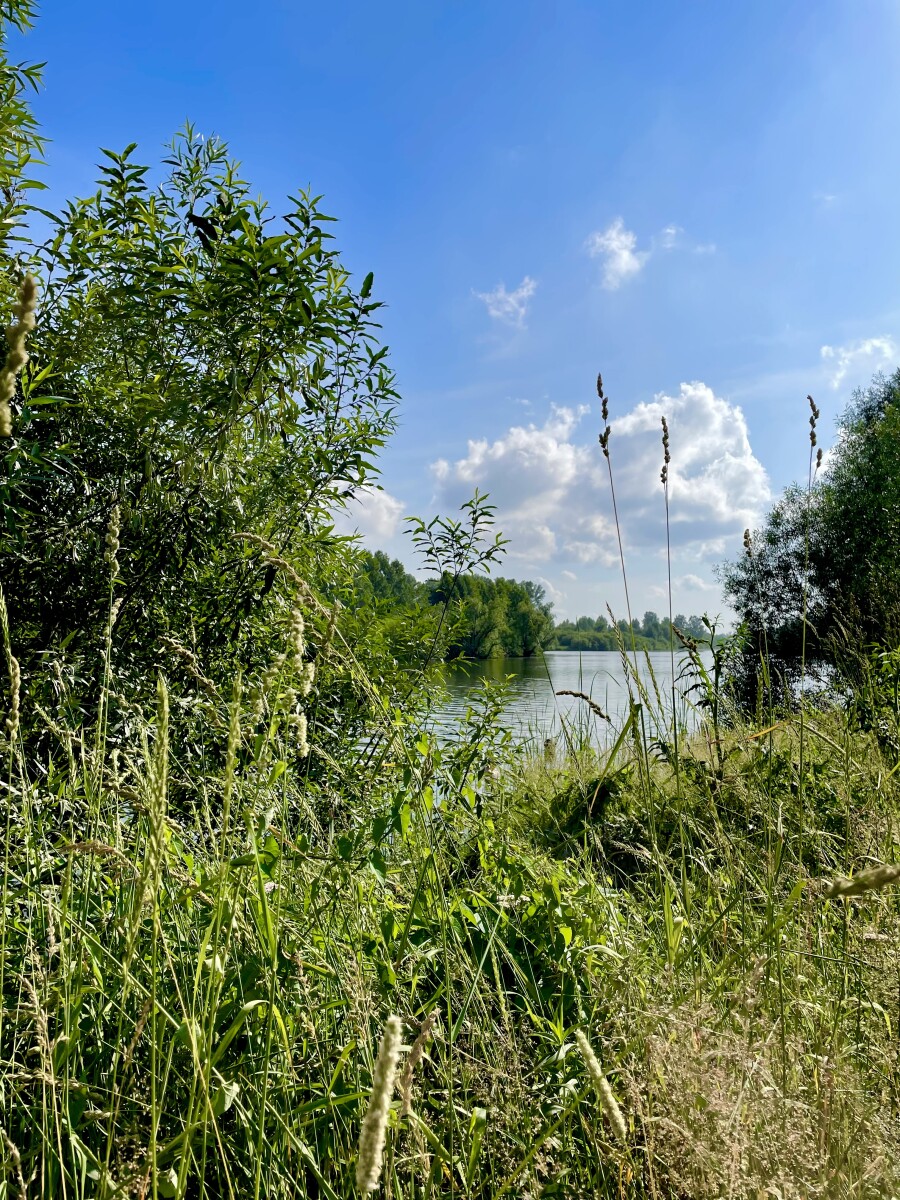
356, 549, 713, 658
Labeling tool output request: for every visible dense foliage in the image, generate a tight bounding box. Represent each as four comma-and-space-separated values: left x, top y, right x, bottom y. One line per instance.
722, 370, 900, 704
2, 132, 398, 707
355, 550, 556, 660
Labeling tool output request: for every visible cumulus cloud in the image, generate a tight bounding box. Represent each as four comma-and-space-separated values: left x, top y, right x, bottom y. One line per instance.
333, 485, 405, 540
585, 218, 648, 289
429, 384, 770, 577
475, 275, 537, 327
820, 337, 897, 389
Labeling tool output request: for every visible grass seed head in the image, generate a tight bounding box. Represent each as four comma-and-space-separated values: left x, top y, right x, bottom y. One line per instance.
574, 1028, 627, 1142
356, 1014, 403, 1193
598, 374, 611, 457
660, 415, 670, 484
399, 1011, 438, 1117
5, 653, 20, 743
823, 863, 900, 899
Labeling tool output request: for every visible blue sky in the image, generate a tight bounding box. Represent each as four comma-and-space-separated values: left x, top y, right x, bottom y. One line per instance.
20, 0, 900, 620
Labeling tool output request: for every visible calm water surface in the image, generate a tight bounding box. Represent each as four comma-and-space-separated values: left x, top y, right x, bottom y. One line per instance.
436, 650, 703, 746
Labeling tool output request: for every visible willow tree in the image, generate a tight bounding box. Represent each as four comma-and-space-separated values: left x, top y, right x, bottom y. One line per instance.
1, 129, 398, 700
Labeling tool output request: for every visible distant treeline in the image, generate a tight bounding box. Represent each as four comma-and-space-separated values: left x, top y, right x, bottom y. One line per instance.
356, 552, 711, 659
551, 611, 709, 652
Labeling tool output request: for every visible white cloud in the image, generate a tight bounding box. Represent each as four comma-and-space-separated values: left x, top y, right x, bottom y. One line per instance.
475, 275, 537, 327
678, 573, 715, 591
585, 218, 648, 289
585, 219, 714, 289
658, 224, 682, 250
820, 337, 897, 389
429, 383, 770, 580
333, 485, 405, 540
562, 569, 577, 581
536, 576, 565, 606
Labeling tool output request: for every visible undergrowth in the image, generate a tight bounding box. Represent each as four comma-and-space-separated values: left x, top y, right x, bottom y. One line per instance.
3, 621, 900, 1198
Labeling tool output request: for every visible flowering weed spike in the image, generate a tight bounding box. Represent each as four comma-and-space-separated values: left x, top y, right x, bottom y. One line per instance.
104, 504, 121, 576
574, 1028, 627, 1142
356, 1014, 403, 1192
287, 710, 309, 757
0, 274, 38, 437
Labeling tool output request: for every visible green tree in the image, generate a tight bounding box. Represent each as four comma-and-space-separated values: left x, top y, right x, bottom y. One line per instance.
356, 550, 422, 609
1, 131, 398, 702
722, 369, 900, 701
0, 0, 43, 269
427, 573, 554, 660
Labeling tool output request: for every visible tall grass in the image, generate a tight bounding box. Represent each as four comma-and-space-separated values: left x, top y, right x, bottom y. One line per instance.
3, 379, 900, 1199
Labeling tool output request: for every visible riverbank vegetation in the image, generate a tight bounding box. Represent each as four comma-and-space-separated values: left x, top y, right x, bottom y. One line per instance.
357, 552, 713, 659
551, 610, 710, 652
3, 4, 900, 1197
356, 552, 555, 661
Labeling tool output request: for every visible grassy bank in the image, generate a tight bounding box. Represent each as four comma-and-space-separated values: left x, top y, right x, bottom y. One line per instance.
3, 635, 900, 1199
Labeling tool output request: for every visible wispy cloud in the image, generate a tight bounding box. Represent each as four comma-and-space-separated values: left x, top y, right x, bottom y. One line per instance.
820, 336, 897, 389
658, 224, 682, 250
585, 218, 649, 290
678, 573, 715, 591
475, 275, 537, 327
585, 219, 714, 289
813, 190, 839, 209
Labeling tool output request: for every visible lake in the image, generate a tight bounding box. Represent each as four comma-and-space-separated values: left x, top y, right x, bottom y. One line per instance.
435, 649, 703, 746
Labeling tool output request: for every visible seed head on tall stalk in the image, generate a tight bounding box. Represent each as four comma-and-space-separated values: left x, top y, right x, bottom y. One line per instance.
798, 395, 821, 868
596, 373, 638, 661
660, 416, 679, 768
597, 371, 658, 865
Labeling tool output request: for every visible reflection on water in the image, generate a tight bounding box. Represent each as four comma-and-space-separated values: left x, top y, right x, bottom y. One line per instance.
435, 650, 703, 746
